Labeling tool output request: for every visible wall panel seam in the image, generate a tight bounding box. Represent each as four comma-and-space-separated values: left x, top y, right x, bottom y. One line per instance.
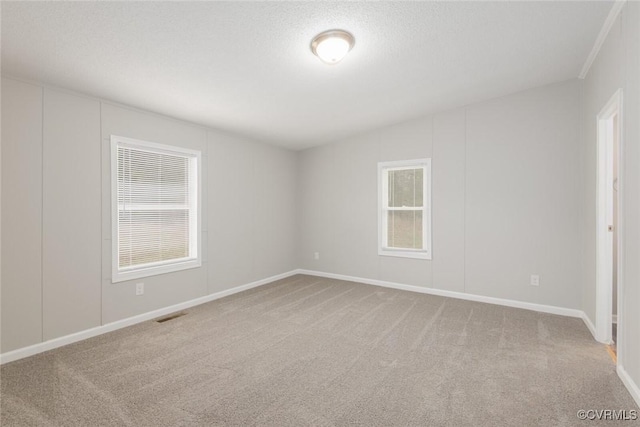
463, 107, 467, 294
40, 86, 45, 343
99, 101, 104, 327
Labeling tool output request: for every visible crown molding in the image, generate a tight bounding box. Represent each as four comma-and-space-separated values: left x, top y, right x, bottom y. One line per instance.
579, 0, 627, 79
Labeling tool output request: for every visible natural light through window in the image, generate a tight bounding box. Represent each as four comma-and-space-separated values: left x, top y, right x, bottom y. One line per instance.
378, 159, 431, 259
111, 136, 201, 283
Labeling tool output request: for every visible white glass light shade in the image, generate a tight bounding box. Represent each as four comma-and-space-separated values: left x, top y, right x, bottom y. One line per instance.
311, 30, 355, 64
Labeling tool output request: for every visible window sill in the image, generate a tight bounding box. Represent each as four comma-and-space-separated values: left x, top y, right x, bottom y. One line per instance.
112, 258, 202, 283
378, 249, 431, 260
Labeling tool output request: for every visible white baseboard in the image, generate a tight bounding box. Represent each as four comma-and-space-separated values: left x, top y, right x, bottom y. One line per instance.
581, 312, 598, 340
0, 270, 298, 365
295, 269, 584, 318
618, 365, 640, 409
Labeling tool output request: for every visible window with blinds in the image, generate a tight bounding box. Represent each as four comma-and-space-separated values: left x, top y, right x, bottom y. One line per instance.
111, 136, 201, 283
378, 159, 431, 260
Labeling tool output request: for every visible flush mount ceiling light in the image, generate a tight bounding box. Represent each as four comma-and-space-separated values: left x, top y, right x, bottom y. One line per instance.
310, 29, 355, 65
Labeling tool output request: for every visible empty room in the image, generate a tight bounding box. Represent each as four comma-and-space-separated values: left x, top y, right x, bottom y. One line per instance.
1, 1, 639, 425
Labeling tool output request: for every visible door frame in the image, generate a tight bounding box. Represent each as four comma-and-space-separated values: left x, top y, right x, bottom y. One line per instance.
595, 89, 623, 357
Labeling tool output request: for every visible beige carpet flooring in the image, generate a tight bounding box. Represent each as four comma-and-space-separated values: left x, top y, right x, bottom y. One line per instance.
1, 274, 638, 426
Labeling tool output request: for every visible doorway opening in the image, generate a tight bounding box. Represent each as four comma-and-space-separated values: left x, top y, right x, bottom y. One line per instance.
595, 89, 623, 363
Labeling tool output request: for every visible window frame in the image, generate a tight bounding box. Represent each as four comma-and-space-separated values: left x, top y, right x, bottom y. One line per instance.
378, 158, 432, 260
110, 135, 202, 283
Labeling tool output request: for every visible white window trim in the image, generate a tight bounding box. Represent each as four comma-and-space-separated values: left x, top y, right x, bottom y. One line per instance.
110, 135, 202, 283
378, 158, 432, 260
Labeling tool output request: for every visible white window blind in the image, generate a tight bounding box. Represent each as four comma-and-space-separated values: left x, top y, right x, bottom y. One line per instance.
378, 159, 431, 260
111, 136, 201, 283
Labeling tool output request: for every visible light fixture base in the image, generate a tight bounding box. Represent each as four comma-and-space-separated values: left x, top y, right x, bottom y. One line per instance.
310, 29, 355, 65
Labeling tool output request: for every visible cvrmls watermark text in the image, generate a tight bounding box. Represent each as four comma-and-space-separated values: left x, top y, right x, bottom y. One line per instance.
577, 409, 638, 421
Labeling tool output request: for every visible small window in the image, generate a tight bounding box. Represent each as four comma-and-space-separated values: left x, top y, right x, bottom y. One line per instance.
378, 159, 431, 259
111, 136, 201, 283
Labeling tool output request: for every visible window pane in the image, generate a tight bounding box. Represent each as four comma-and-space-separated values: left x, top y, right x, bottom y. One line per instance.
118, 148, 189, 206
388, 168, 423, 207
119, 209, 190, 269
414, 168, 423, 206
387, 210, 423, 249
117, 144, 194, 271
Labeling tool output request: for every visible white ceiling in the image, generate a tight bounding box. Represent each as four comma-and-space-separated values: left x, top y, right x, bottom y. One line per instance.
2, 1, 611, 150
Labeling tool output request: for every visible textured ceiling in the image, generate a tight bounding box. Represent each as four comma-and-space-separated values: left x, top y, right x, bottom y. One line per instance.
2, 1, 611, 149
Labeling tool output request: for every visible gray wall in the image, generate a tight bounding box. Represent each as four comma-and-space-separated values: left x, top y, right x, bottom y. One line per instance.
582, 1, 640, 393
1, 79, 43, 350
298, 79, 583, 309
1, 78, 297, 352
44, 90, 102, 339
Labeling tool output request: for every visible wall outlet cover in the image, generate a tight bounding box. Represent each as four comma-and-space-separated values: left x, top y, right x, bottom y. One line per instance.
530, 275, 540, 286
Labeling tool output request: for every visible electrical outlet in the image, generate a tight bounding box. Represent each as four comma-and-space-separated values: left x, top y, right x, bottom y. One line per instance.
136, 283, 144, 296
314, 252, 320, 260
530, 275, 540, 286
